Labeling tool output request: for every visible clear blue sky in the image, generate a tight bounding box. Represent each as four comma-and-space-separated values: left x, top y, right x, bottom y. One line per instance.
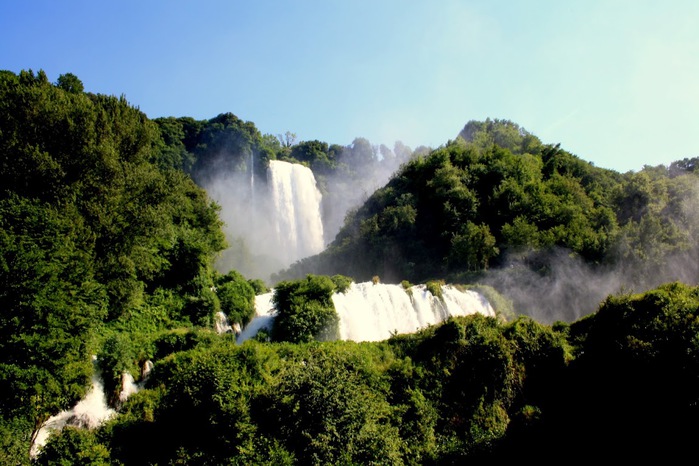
2, 0, 697, 173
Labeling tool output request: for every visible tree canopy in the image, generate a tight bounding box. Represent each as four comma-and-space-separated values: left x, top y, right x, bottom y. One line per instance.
275, 118, 699, 322
0, 69, 227, 461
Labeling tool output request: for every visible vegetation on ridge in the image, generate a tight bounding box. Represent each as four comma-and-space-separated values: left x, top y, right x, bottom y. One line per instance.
276, 119, 699, 322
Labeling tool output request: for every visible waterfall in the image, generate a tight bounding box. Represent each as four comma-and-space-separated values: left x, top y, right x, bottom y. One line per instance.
334, 282, 494, 342
249, 151, 255, 204
31, 357, 155, 458
236, 292, 276, 343
215, 311, 241, 335
31, 356, 116, 458
267, 160, 325, 266
208, 159, 326, 281
237, 282, 494, 344
117, 359, 154, 403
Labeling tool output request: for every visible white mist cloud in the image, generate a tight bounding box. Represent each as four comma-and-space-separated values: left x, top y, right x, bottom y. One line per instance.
481, 177, 699, 323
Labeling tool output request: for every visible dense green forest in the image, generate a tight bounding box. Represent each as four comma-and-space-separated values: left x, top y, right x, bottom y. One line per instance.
2, 69, 699, 464
276, 119, 699, 322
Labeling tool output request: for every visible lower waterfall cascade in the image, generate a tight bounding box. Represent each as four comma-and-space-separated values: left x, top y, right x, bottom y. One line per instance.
237, 281, 495, 344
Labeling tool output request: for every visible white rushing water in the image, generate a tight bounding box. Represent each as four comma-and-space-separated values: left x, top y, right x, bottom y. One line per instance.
31, 357, 154, 458
238, 282, 495, 344
207, 159, 326, 280
32, 282, 492, 457
267, 160, 325, 266
31, 356, 116, 458
215, 311, 242, 335
236, 292, 276, 343
334, 282, 494, 342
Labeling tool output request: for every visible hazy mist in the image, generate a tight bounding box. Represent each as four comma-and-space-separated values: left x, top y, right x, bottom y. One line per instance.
202, 143, 699, 325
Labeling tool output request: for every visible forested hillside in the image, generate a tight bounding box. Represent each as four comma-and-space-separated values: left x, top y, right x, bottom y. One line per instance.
2, 69, 699, 464
0, 70, 252, 462
152, 112, 418, 279
277, 119, 699, 322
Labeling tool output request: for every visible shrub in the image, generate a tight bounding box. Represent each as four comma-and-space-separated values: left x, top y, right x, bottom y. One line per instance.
426, 280, 444, 300
215, 270, 256, 326
271, 275, 340, 343
331, 274, 353, 294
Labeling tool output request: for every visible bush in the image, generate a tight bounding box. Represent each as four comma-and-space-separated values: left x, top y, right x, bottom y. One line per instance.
426, 280, 444, 300
215, 270, 256, 326
34, 426, 111, 465
257, 346, 403, 465
330, 274, 353, 293
248, 278, 269, 295
271, 275, 340, 343
401, 280, 414, 299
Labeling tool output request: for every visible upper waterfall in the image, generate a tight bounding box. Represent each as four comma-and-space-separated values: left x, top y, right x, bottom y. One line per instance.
207, 159, 326, 281
267, 160, 325, 266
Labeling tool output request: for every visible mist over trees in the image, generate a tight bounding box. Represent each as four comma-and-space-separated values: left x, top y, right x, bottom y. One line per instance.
3, 69, 699, 463
153, 112, 419, 280
276, 119, 699, 323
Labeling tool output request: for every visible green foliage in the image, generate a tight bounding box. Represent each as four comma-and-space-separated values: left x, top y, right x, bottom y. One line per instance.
401, 280, 414, 299
512, 282, 699, 460
501, 216, 540, 250
289, 139, 336, 174
271, 275, 340, 343
330, 274, 353, 293
34, 426, 111, 465
185, 112, 269, 184
0, 195, 104, 445
0, 69, 226, 317
284, 119, 629, 286
458, 118, 543, 156
215, 270, 256, 326
27, 283, 699, 462
55, 72, 84, 94
152, 328, 218, 360
257, 344, 403, 465
248, 278, 269, 295
425, 280, 444, 299
98, 333, 137, 402
0, 416, 33, 466
115, 341, 283, 465
0, 69, 229, 462
448, 222, 499, 271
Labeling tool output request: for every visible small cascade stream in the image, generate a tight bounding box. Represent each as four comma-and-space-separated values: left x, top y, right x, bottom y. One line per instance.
30, 357, 115, 457
31, 357, 154, 458
235, 292, 276, 343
